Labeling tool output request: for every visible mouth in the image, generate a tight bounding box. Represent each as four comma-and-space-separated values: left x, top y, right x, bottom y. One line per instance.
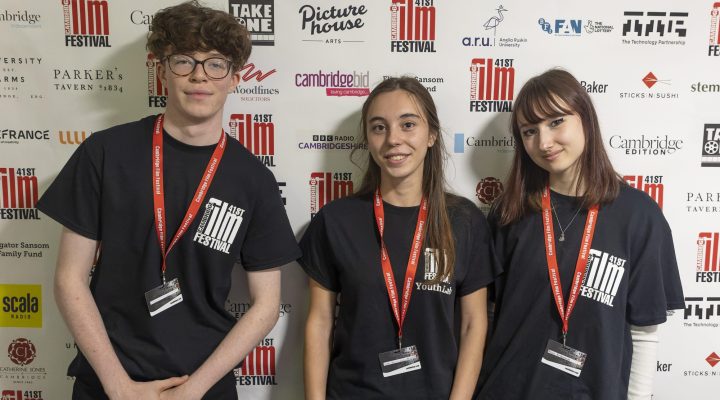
185, 90, 213, 98
542, 150, 562, 161
384, 153, 410, 164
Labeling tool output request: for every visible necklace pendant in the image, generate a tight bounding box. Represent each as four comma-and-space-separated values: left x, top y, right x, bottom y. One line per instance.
559, 233, 565, 242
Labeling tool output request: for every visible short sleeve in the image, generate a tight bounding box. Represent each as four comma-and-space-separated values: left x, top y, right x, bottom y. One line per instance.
238, 168, 301, 270
457, 201, 502, 297
298, 209, 340, 292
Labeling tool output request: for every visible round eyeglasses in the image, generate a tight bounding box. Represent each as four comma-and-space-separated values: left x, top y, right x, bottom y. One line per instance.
165, 54, 232, 80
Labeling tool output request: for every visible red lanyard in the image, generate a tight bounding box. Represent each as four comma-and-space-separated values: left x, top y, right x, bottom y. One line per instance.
373, 188, 429, 348
152, 114, 226, 283
541, 185, 599, 341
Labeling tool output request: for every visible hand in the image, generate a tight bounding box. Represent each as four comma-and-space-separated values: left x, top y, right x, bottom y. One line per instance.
107, 376, 189, 400
160, 381, 201, 400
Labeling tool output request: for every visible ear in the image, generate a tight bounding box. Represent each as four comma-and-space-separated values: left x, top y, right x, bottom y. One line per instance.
428, 130, 438, 147
228, 67, 241, 93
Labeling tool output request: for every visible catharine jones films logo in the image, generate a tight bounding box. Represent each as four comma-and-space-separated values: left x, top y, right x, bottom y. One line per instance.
621, 11, 688, 46
580, 249, 626, 308
702, 124, 720, 167
454, 133, 515, 154
0, 168, 39, 220
229, 0, 274, 46
623, 175, 664, 209
476, 177, 504, 208
228, 113, 275, 167
193, 198, 245, 254
390, 0, 436, 52
235, 338, 277, 385
227, 302, 291, 319
58, 130, 90, 145
709, 3, 720, 56
0, 390, 44, 400
619, 72, 678, 101
299, 3, 367, 44
462, 5, 528, 49
697, 232, 720, 283
538, 17, 582, 36
0, 285, 41, 329
232, 63, 278, 102
295, 70, 370, 97
0, 129, 49, 145
469, 58, 515, 112
0, 9, 41, 28
146, 53, 166, 108
686, 191, 720, 214
683, 296, 720, 327
610, 134, 683, 156
7, 338, 36, 366
309, 172, 353, 217
61, 0, 111, 47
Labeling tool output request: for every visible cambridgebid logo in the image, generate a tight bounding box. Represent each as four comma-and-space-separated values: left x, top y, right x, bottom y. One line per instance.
61, 0, 111, 47
235, 338, 277, 386
309, 172, 353, 217
228, 113, 275, 167
0, 284, 42, 328
390, 0, 437, 53
295, 70, 370, 97
469, 58, 515, 113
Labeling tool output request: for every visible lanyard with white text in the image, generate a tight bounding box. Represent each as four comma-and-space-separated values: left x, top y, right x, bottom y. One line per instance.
373, 188, 428, 349
541, 185, 599, 345
152, 114, 226, 283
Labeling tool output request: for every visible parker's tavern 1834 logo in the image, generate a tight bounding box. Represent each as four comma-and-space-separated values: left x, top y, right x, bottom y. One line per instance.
0, 168, 39, 220
390, 0, 436, 52
229, 0, 274, 46
228, 113, 275, 167
61, 0, 111, 47
310, 172, 352, 217
469, 58, 515, 113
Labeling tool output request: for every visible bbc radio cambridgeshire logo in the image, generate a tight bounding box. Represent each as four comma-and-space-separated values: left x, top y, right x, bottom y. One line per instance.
236, 338, 277, 386
61, 0, 111, 47
390, 0, 437, 53
469, 58, 515, 113
309, 172, 353, 217
0, 284, 41, 329
228, 113, 275, 167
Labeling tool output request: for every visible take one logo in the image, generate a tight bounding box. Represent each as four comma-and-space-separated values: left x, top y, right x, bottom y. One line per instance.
476, 177, 504, 206
0, 284, 42, 329
469, 58, 515, 113
416, 248, 452, 295
623, 175, 664, 209
696, 232, 720, 283
309, 172, 353, 217
229, 0, 275, 46
537, 18, 582, 36
7, 338, 36, 366
390, 0, 437, 53
0, 390, 44, 400
146, 54, 167, 108
228, 113, 275, 167
621, 11, 688, 45
683, 296, 720, 327
710, 3, 720, 56
702, 124, 720, 167
295, 70, 370, 97
232, 63, 279, 102
61, 0, 111, 47
299, 2, 367, 45
235, 338, 277, 385
193, 198, 245, 254
580, 249, 626, 308
58, 130, 90, 145
0, 168, 40, 220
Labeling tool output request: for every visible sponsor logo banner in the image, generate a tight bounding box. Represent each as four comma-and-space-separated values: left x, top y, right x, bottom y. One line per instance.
228, 113, 276, 167
235, 338, 277, 386
390, 0, 436, 52
621, 10, 688, 46
61, 0, 112, 47
469, 58, 515, 113
309, 172, 352, 217
696, 232, 720, 283
0, 168, 40, 220
623, 175, 664, 209
229, 0, 275, 46
702, 124, 720, 167
0, 284, 41, 328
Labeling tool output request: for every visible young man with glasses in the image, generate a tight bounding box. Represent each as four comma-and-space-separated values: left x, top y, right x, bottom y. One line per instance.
36, 2, 300, 399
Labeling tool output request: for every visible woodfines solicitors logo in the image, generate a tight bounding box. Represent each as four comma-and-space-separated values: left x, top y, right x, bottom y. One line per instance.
390, 0, 437, 52
61, 0, 111, 47
0, 285, 41, 329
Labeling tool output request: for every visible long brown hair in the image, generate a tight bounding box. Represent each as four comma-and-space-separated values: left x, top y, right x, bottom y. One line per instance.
496, 68, 622, 226
352, 77, 456, 282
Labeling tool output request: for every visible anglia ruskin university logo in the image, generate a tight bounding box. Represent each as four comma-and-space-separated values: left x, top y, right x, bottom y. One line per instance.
390, 0, 437, 52
469, 58, 515, 113
236, 338, 277, 385
61, 0, 111, 47
228, 113, 275, 167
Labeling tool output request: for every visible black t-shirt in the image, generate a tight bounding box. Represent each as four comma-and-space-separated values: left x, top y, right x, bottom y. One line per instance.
37, 115, 300, 396
299, 194, 500, 400
477, 185, 685, 400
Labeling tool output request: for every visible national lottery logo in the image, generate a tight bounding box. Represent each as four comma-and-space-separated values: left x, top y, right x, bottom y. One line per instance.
193, 198, 245, 254
623, 175, 664, 209
146, 53, 167, 108
390, 0, 437, 53
309, 172, 353, 217
235, 338, 277, 386
229, 0, 274, 46
0, 168, 39, 220
469, 58, 515, 113
228, 114, 275, 167
0, 284, 42, 329
580, 249, 626, 308
696, 232, 720, 283
61, 0, 111, 47
701, 123, 720, 167
295, 70, 370, 97
621, 10, 688, 45
0, 390, 44, 400
710, 3, 720, 56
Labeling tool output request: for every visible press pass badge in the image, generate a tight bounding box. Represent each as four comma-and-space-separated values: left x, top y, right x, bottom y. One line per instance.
540, 339, 587, 377
144, 277, 183, 317
378, 345, 422, 378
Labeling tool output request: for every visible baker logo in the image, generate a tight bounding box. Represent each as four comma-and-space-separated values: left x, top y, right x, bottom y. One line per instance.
621, 11, 688, 45
229, 0, 274, 46
416, 248, 452, 295
228, 114, 275, 167
710, 3, 720, 56
707, 352, 720, 367
146, 54, 167, 108
193, 198, 245, 254
580, 249, 626, 307
623, 175, 664, 209
0, 168, 39, 220
0, 390, 44, 400
390, 0, 436, 53
702, 124, 720, 167
476, 177, 504, 206
537, 18, 582, 36
58, 130, 89, 145
684, 296, 720, 323
696, 232, 720, 283
61, 0, 111, 47
236, 338, 277, 385
295, 70, 370, 97
7, 338, 36, 366
0, 285, 41, 329
309, 172, 353, 217
469, 58, 515, 113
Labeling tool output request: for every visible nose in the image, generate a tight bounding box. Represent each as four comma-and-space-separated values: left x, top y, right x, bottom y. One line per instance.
538, 126, 554, 151
189, 62, 208, 81
386, 125, 402, 146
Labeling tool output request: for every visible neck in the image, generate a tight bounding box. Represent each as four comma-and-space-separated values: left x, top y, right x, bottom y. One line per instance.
162, 110, 223, 146
549, 170, 583, 197
380, 174, 423, 207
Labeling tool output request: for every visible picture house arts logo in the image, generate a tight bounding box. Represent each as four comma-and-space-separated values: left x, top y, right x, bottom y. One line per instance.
235, 338, 277, 386
0, 284, 41, 329
619, 72, 678, 101
61, 0, 111, 47
623, 175, 664, 209
696, 232, 720, 283
701, 123, 720, 167
390, 0, 436, 52
609, 134, 683, 156
468, 58, 515, 113
232, 63, 279, 102
299, 2, 367, 44
461, 5, 528, 48
621, 10, 688, 46
0, 168, 40, 220
683, 296, 720, 328
309, 172, 353, 217
708, 2, 720, 56
229, 0, 274, 46
228, 113, 276, 167
295, 70, 370, 97
146, 54, 166, 108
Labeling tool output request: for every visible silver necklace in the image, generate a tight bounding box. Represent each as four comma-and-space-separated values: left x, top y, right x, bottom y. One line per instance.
551, 201, 581, 242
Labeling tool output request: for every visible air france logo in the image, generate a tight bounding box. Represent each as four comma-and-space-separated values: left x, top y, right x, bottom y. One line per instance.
229, 113, 275, 167
236, 338, 277, 385
390, 0, 437, 53
229, 0, 274, 46
469, 58, 515, 113
193, 198, 245, 254
580, 249, 626, 307
416, 248, 452, 295
61, 0, 111, 47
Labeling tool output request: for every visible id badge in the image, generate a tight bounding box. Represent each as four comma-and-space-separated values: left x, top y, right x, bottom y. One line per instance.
540, 339, 587, 377
378, 345, 422, 378
144, 278, 183, 317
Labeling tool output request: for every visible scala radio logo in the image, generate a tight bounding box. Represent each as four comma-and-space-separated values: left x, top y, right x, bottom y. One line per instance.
146, 54, 167, 108
309, 172, 353, 217
621, 11, 688, 45
295, 70, 370, 97
476, 177, 504, 206
7, 338, 36, 366
710, 3, 720, 56
538, 18, 582, 36
228, 114, 275, 167
58, 130, 89, 145
61, 0, 111, 47
469, 58, 515, 113
702, 124, 720, 167
236, 338, 277, 385
684, 296, 720, 325
229, 0, 274, 46
0, 390, 44, 400
390, 0, 436, 53
697, 232, 720, 283
623, 175, 664, 209
0, 284, 42, 329
0, 168, 39, 220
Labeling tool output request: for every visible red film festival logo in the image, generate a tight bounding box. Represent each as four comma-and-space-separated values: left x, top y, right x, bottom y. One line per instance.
309, 172, 353, 217
0, 390, 44, 400
623, 175, 664, 209
147, 54, 167, 108
236, 338, 277, 386
469, 58, 515, 112
476, 177, 504, 205
390, 0, 437, 52
0, 168, 39, 220
697, 232, 720, 283
228, 114, 275, 167
709, 2, 720, 56
61, 0, 111, 47
7, 338, 36, 366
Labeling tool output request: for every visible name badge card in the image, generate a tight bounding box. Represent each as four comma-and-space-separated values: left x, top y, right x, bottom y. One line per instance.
540, 339, 587, 377
144, 277, 183, 317
378, 345, 422, 378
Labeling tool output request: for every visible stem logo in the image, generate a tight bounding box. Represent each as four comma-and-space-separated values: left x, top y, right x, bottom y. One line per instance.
0, 285, 41, 328
309, 172, 353, 217
146, 54, 167, 108
235, 338, 277, 385
228, 114, 275, 167
61, 0, 111, 47
469, 58, 515, 113
229, 0, 274, 46
623, 175, 664, 209
0, 168, 39, 220
390, 0, 436, 52
697, 232, 720, 283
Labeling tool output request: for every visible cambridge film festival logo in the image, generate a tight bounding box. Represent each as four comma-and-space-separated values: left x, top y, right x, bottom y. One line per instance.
228, 113, 275, 167
623, 175, 664, 209
469, 58, 515, 113
710, 3, 720, 56
0, 389, 44, 400
416, 248, 452, 295
229, 0, 274, 46
390, 0, 437, 52
0, 168, 40, 220
61, 0, 111, 47
7, 338, 36, 366
309, 172, 352, 217
235, 338, 277, 386
696, 232, 720, 283
146, 54, 167, 108
580, 250, 626, 308
701, 124, 720, 167
621, 10, 688, 46
193, 198, 245, 254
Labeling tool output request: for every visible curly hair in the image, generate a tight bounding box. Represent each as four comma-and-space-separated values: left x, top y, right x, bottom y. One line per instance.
147, 1, 251, 70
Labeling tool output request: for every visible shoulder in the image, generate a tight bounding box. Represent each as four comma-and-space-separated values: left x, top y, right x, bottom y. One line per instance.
447, 194, 488, 230
84, 115, 156, 149
319, 195, 372, 218
609, 184, 664, 220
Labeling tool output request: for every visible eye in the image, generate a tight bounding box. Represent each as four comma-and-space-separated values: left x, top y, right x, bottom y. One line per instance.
521, 127, 537, 137
402, 121, 416, 130
206, 59, 228, 70
549, 117, 565, 128
370, 124, 386, 133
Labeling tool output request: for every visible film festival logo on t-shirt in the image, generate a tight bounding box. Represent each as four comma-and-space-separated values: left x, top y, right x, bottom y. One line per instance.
469, 58, 515, 113
580, 249, 627, 308
235, 338, 277, 386
228, 113, 275, 167
193, 198, 245, 254
390, 0, 437, 53
61, 0, 111, 47
416, 248, 452, 295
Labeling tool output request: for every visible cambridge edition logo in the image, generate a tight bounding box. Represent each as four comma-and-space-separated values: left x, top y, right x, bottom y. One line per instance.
390, 0, 436, 52
61, 0, 111, 47
469, 58, 515, 112
229, 114, 275, 167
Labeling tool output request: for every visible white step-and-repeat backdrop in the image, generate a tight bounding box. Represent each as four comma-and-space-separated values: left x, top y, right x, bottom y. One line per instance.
1, 0, 719, 398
